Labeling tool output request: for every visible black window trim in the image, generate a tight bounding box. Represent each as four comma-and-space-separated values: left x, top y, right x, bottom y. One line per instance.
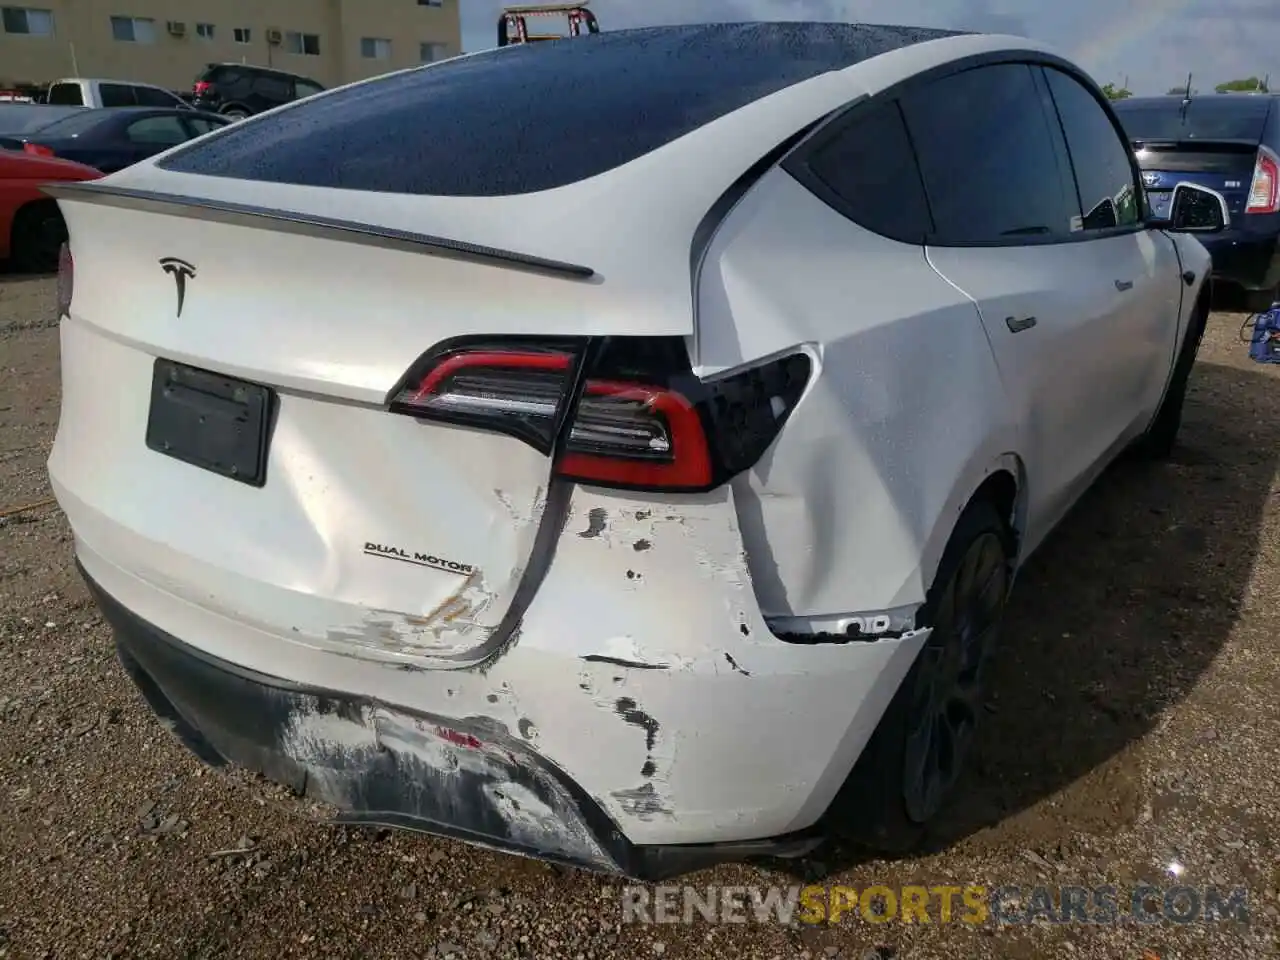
1036, 63, 1146, 241
782, 48, 1151, 249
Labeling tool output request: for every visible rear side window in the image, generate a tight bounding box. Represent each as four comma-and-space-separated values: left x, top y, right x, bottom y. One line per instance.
99, 83, 137, 107
156, 21, 964, 196
23, 111, 109, 138
127, 115, 190, 146
135, 86, 180, 107
46, 83, 83, 106
1042, 67, 1141, 232
1114, 97, 1271, 143
252, 75, 291, 100
798, 99, 932, 242
900, 63, 1078, 244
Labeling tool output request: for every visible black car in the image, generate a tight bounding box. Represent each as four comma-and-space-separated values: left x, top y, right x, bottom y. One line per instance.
190, 64, 325, 119
0, 106, 230, 173
1113, 94, 1280, 310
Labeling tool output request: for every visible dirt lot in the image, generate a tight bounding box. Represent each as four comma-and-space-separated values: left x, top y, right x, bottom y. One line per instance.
1, 272, 1278, 960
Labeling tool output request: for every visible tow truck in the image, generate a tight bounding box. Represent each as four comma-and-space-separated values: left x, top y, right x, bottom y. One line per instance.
497, 2, 600, 46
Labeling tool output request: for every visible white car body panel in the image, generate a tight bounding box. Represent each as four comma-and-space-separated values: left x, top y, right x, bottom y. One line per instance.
47, 77, 190, 109
44, 24, 1215, 868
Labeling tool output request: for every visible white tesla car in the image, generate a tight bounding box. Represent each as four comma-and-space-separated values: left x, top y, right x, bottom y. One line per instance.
45, 22, 1225, 878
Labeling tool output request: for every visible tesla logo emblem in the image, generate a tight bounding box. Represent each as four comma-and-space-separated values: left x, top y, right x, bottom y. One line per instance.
159, 257, 196, 317
1143, 172, 1161, 187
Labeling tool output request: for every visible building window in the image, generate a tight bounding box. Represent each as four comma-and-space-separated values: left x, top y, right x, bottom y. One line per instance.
284, 31, 320, 55
361, 37, 391, 59
418, 0, 443, 6
233, 26, 250, 43
195, 22, 214, 39
2, 6, 54, 36
420, 42, 447, 62
110, 16, 156, 43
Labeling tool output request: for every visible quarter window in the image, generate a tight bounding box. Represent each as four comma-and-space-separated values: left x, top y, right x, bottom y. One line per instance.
99, 82, 136, 106
126, 115, 189, 146
1042, 67, 1142, 231
899, 62, 1078, 244
134, 85, 182, 107
801, 99, 932, 242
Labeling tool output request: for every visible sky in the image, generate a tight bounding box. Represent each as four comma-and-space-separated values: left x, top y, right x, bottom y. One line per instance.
460, 0, 1280, 96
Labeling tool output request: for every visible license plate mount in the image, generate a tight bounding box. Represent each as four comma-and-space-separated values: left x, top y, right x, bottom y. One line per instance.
145, 359, 274, 487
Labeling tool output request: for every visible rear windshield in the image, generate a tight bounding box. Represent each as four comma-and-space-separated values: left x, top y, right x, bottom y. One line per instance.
46, 83, 84, 106
22, 111, 111, 138
0, 105, 88, 135
157, 22, 963, 197
1113, 96, 1272, 142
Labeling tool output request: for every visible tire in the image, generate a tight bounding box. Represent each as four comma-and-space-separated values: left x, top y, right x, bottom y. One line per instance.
10, 200, 67, 274
825, 499, 1014, 852
1134, 296, 1208, 460
221, 106, 250, 120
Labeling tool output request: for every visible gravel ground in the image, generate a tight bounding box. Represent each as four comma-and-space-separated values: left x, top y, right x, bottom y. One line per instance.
1, 271, 1279, 960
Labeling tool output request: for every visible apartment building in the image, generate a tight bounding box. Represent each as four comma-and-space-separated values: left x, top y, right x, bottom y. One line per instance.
0, 0, 461, 90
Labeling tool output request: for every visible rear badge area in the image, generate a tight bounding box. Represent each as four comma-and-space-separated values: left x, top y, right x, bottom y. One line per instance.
362, 541, 474, 575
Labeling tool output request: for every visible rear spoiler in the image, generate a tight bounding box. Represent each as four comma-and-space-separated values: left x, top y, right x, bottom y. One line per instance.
40, 180, 597, 282
1131, 137, 1261, 150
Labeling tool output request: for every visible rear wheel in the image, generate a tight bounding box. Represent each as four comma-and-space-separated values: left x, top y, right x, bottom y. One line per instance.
825, 499, 1013, 852
221, 106, 250, 120
10, 200, 67, 274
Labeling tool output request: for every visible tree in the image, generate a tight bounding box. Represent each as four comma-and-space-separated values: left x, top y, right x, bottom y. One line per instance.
1216, 76, 1268, 93
1100, 82, 1133, 100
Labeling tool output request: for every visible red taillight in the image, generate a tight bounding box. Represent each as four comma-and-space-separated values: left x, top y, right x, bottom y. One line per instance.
389, 338, 811, 493
56, 243, 73, 316
556, 379, 712, 489
193, 80, 212, 95
23, 142, 54, 157
1247, 146, 1280, 214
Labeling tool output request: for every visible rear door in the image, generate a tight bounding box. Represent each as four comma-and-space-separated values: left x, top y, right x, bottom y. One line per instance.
908, 62, 1137, 539
1039, 65, 1183, 433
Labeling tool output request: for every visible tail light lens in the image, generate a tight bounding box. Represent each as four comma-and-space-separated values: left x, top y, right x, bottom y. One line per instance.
1247, 146, 1279, 214
23, 142, 54, 157
56, 243, 73, 317
390, 337, 811, 493
193, 81, 213, 95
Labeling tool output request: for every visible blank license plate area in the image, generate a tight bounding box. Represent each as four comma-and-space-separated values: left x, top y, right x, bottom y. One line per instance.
145, 359, 272, 486
1148, 190, 1172, 219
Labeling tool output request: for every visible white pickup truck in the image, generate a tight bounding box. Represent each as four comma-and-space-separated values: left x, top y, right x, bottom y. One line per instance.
45, 78, 190, 109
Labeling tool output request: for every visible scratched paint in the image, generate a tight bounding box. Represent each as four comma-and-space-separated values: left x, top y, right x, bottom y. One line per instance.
324, 569, 499, 660
277, 700, 609, 863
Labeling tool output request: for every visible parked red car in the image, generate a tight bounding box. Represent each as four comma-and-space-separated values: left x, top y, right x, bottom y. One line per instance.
1, 148, 101, 271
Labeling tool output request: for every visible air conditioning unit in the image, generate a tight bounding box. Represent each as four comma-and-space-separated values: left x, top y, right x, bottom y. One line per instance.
166, 21, 186, 37
266, 28, 282, 45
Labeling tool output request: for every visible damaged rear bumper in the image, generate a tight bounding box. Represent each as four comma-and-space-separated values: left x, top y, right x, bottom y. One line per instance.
85, 564, 820, 879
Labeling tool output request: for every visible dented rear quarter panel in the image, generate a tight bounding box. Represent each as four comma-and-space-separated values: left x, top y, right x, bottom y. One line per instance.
76, 477, 932, 845
698, 168, 1019, 622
